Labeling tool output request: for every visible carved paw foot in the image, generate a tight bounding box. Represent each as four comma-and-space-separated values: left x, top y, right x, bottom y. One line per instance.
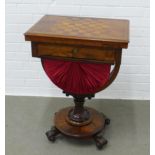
46, 126, 60, 142
94, 134, 108, 150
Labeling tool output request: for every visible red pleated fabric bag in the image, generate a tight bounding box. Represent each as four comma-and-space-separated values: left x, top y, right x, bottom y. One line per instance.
41, 58, 111, 95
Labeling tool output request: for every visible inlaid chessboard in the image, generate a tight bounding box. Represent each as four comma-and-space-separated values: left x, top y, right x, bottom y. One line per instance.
25, 15, 129, 48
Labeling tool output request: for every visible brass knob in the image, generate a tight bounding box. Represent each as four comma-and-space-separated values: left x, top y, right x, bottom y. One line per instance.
72, 48, 78, 54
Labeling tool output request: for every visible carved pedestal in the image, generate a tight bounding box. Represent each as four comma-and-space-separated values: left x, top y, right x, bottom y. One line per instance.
46, 93, 110, 150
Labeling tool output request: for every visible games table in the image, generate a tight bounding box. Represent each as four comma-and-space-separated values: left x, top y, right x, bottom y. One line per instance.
24, 15, 129, 149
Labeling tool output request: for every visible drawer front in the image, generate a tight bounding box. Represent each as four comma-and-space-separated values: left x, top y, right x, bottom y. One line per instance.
35, 43, 116, 63
73, 47, 115, 63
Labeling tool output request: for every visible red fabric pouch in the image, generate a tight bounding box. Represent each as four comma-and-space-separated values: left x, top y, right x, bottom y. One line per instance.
41, 59, 111, 95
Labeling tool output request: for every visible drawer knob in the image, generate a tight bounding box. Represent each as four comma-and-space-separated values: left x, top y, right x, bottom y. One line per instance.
72, 48, 78, 54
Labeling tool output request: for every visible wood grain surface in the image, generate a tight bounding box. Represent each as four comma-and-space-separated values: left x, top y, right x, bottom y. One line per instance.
34, 42, 116, 63
54, 106, 105, 138
25, 15, 129, 48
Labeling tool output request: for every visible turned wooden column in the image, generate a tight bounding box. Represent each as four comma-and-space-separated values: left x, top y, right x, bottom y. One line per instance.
68, 96, 91, 124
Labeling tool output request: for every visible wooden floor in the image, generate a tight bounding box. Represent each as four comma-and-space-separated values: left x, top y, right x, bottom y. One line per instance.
6, 96, 150, 155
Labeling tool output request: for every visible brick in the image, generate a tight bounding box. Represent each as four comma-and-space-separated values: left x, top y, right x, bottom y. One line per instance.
6, 4, 17, 14
6, 14, 33, 24
6, 43, 23, 52
129, 37, 149, 47
17, 4, 50, 14
96, 89, 149, 100
80, 6, 148, 18
120, 65, 150, 74
6, 70, 39, 79
6, 33, 25, 43
116, 74, 150, 83
6, 79, 25, 87
130, 27, 149, 37
130, 17, 149, 28
48, 5, 81, 16
6, 61, 24, 70
122, 56, 149, 65
6, 52, 30, 61
6, 0, 22, 3
6, 24, 31, 33
113, 82, 150, 92
123, 47, 150, 56
56, 0, 85, 5
83, 0, 149, 7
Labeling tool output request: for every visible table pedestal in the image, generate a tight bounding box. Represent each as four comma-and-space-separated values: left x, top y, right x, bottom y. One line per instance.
46, 94, 110, 150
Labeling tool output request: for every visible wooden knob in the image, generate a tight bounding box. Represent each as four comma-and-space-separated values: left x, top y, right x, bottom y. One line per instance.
72, 48, 78, 54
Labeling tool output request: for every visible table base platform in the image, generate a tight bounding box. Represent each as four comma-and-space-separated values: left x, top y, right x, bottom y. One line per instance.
46, 107, 110, 150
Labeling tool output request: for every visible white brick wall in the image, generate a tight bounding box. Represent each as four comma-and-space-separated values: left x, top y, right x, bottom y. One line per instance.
6, 0, 150, 100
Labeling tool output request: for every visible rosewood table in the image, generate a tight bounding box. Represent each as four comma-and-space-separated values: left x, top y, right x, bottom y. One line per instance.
24, 15, 129, 149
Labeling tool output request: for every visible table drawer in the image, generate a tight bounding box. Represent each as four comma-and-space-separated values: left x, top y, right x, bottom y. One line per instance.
34, 43, 116, 63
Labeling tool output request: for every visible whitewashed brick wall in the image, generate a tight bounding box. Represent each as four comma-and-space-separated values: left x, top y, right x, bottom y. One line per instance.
6, 0, 150, 100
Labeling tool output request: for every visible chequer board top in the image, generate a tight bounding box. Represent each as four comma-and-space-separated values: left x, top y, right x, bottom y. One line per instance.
25, 15, 129, 48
